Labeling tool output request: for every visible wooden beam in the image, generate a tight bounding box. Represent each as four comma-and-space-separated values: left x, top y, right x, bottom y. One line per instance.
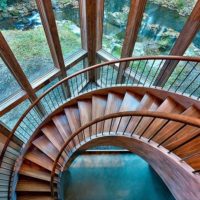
0, 33, 46, 117
79, 0, 104, 81
154, 1, 200, 86
117, 0, 147, 83
79, 0, 87, 50
0, 33, 37, 102
0, 50, 87, 116
96, 0, 104, 51
36, 0, 66, 76
0, 122, 23, 146
36, 0, 70, 96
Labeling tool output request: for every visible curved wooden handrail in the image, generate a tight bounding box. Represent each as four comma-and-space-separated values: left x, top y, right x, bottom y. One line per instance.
50, 110, 200, 196
11, 55, 200, 134
1, 55, 200, 168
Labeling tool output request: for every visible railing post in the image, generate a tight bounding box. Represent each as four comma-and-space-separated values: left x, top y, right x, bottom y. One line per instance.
154, 1, 200, 87
79, 0, 104, 82
117, 0, 147, 84
36, 0, 71, 97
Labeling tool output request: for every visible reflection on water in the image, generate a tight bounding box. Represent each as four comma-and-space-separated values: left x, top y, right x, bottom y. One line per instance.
61, 153, 175, 200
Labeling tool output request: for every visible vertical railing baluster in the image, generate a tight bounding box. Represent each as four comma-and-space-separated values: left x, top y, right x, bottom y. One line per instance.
175, 62, 198, 93
149, 59, 163, 87
144, 60, 155, 86
131, 116, 143, 137
133, 60, 141, 85
182, 73, 200, 95
116, 117, 122, 134
109, 118, 114, 135
105, 65, 109, 87
138, 60, 148, 85
123, 116, 132, 135
167, 61, 188, 91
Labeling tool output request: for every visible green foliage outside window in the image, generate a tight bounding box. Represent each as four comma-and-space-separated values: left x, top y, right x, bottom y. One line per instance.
0, 0, 7, 10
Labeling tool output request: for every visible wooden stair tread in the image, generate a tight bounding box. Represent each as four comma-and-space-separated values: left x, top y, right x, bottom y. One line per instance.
154, 106, 200, 145
16, 179, 51, 192
18, 194, 53, 200
186, 155, 200, 170
52, 113, 72, 142
153, 106, 200, 147
141, 97, 185, 138
64, 106, 82, 145
78, 100, 92, 138
173, 137, 200, 158
136, 93, 160, 111
117, 92, 141, 112
32, 135, 59, 161
92, 95, 107, 134
78, 100, 92, 126
25, 148, 55, 172
92, 95, 107, 120
104, 93, 123, 115
64, 106, 81, 133
42, 123, 64, 151
125, 93, 160, 134
0, 133, 7, 154
104, 92, 123, 131
112, 91, 141, 132
19, 163, 51, 182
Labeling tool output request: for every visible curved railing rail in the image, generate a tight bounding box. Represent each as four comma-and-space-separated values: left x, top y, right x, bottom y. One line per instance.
0, 56, 200, 199
50, 111, 200, 198
10, 56, 200, 143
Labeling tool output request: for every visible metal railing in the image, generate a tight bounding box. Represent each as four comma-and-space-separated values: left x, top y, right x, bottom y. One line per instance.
50, 111, 200, 198
0, 56, 200, 199
10, 56, 200, 143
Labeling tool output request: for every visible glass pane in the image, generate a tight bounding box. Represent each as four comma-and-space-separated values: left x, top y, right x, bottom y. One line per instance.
133, 1, 197, 56
184, 31, 200, 57
36, 78, 59, 97
0, 100, 31, 130
0, 1, 54, 82
53, 0, 82, 62
0, 58, 21, 103
102, 0, 130, 58
67, 60, 84, 75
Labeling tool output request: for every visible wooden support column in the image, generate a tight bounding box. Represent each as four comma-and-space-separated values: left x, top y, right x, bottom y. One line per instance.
0, 33, 37, 102
117, 0, 147, 83
79, 0, 104, 82
0, 123, 23, 147
36, 0, 70, 97
0, 33, 45, 116
154, 1, 200, 87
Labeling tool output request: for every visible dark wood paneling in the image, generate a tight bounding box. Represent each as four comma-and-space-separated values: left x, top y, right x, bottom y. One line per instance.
154, 1, 200, 86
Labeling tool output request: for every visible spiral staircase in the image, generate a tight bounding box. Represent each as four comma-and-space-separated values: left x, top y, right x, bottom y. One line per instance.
0, 56, 200, 200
